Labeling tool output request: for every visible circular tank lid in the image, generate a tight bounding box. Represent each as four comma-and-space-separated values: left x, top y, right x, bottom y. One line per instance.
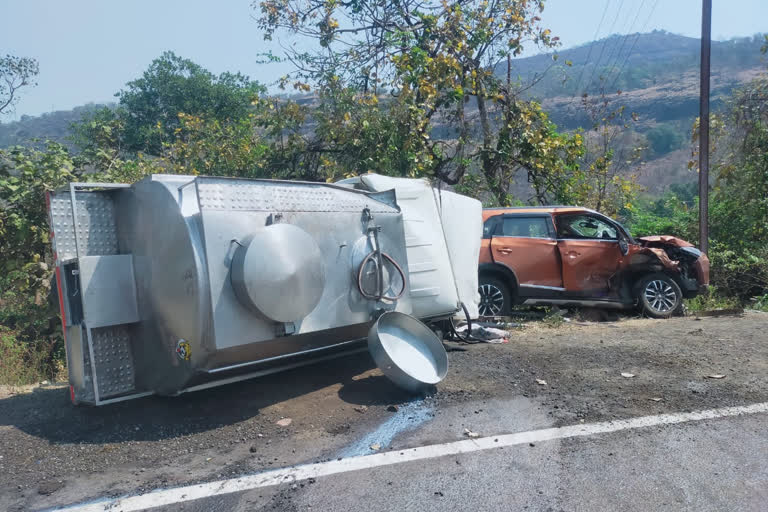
368, 312, 449, 392
231, 223, 326, 323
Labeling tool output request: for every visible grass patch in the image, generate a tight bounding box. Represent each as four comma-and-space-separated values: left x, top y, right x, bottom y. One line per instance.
0, 326, 63, 386
541, 307, 566, 328
684, 286, 741, 314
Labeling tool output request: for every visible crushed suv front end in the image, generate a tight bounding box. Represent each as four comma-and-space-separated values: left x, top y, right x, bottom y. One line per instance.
636, 236, 710, 298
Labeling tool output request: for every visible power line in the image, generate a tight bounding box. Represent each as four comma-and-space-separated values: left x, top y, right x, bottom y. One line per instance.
571, 0, 612, 99
603, 0, 647, 87
582, 0, 627, 95
608, 0, 661, 92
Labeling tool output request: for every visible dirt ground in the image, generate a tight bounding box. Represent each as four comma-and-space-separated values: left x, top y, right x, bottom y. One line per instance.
1, 311, 766, 511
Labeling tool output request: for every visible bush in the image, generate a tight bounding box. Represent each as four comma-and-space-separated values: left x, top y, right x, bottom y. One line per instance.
0, 325, 62, 386
750, 293, 768, 312
0, 142, 79, 384
646, 123, 685, 156
684, 286, 741, 314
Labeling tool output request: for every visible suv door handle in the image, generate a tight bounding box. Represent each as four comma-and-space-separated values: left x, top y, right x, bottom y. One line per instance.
566, 250, 581, 258
498, 248, 513, 254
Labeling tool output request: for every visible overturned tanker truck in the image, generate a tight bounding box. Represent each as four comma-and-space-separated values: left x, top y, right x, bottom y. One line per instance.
47, 173, 481, 405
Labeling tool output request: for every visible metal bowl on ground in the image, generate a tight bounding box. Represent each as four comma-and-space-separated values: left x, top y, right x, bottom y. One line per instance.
368, 311, 448, 392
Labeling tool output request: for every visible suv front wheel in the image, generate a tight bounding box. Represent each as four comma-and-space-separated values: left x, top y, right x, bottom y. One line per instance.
637, 273, 682, 319
478, 276, 512, 317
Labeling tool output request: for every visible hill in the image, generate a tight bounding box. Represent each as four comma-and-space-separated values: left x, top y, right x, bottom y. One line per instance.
0, 103, 112, 149
1, 31, 765, 195
503, 31, 766, 194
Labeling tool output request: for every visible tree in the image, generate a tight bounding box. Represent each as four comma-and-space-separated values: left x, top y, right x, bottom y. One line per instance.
646, 123, 684, 156
256, 0, 578, 200
573, 88, 643, 216
115, 51, 265, 154
0, 55, 39, 115
710, 74, 768, 252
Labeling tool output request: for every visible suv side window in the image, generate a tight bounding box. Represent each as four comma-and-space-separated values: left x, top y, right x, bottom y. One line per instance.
556, 214, 618, 240
501, 216, 553, 239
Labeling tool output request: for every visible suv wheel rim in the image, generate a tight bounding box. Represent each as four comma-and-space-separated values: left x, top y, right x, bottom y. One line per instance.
479, 284, 504, 316
644, 280, 677, 313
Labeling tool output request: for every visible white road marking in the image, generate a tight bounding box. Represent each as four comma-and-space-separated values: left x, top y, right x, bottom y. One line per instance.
51, 402, 768, 512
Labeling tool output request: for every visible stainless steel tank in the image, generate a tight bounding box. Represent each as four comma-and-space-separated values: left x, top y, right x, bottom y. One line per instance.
48, 175, 457, 405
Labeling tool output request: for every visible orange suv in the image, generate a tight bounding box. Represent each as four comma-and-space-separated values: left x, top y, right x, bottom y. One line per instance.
478, 207, 710, 318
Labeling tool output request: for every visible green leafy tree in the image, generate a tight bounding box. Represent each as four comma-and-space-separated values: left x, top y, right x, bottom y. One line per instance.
115, 51, 265, 154
572, 88, 643, 216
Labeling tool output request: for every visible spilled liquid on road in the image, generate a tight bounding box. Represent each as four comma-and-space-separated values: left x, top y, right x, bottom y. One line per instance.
338, 400, 433, 458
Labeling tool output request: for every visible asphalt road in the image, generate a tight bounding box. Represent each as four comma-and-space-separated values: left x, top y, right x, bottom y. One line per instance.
2, 311, 767, 512
150, 412, 767, 512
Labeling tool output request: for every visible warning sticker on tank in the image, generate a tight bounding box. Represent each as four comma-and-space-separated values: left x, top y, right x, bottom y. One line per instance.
176, 339, 191, 361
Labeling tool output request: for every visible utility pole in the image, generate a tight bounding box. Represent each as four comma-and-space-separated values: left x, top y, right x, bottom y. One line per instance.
698, 0, 711, 254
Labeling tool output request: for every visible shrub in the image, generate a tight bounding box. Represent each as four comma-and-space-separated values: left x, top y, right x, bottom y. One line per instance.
0, 325, 61, 386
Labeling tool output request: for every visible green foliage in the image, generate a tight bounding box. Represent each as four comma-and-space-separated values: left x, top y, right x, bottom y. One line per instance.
0, 142, 79, 382
256, 0, 576, 199
0, 142, 79, 271
623, 190, 698, 240
646, 123, 685, 156
0, 325, 61, 386
114, 51, 265, 154
684, 286, 741, 314
751, 293, 768, 312
162, 113, 270, 178
625, 71, 768, 303
541, 308, 566, 328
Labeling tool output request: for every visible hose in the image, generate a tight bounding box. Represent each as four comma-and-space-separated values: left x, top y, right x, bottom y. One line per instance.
448, 302, 481, 343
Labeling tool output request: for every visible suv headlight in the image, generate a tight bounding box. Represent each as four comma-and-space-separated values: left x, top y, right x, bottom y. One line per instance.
680, 246, 702, 259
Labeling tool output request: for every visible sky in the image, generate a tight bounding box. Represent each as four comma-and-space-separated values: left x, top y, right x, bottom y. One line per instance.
1, 0, 767, 119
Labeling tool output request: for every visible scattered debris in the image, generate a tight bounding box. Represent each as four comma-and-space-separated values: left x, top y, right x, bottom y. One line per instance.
276, 418, 293, 427
705, 374, 726, 379
354, 405, 368, 413
463, 428, 479, 438
387, 405, 399, 412
434, 491, 444, 497
249, 446, 258, 453
621, 372, 636, 378
369, 443, 381, 451
476, 321, 522, 329
649, 397, 663, 402
535, 378, 547, 386
453, 324, 509, 343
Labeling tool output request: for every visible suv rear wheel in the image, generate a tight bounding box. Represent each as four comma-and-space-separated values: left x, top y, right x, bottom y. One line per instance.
638, 273, 682, 319
478, 276, 512, 317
